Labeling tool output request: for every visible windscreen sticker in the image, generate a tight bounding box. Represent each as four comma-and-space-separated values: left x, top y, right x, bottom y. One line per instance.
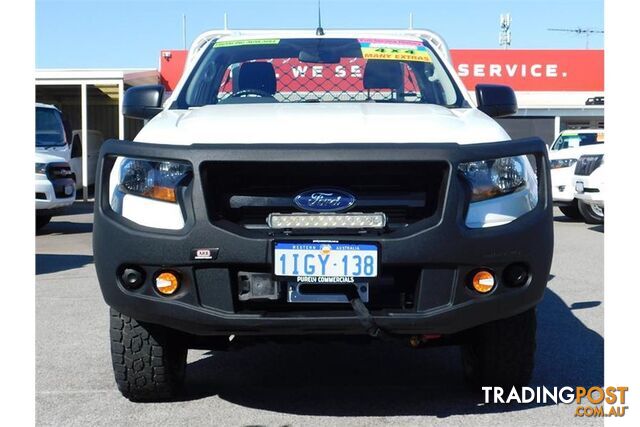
597, 132, 605, 142
214, 39, 280, 48
358, 39, 432, 63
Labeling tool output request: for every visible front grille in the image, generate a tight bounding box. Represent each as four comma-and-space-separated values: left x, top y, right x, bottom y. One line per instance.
201, 161, 448, 232
46, 163, 74, 181
574, 155, 603, 176
45, 162, 75, 198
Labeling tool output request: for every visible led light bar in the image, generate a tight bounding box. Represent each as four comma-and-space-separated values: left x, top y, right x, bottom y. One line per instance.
267, 212, 387, 229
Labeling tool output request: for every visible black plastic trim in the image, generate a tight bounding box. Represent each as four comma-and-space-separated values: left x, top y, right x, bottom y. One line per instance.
93, 138, 553, 337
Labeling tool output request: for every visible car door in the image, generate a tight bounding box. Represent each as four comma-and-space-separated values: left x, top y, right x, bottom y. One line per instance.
69, 134, 83, 189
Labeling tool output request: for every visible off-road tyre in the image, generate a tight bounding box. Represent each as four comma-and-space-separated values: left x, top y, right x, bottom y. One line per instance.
461, 308, 536, 388
109, 308, 187, 401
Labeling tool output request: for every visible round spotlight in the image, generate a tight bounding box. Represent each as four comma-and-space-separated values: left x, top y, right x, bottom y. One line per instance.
155, 271, 180, 295
503, 263, 530, 287
120, 267, 145, 289
471, 270, 496, 294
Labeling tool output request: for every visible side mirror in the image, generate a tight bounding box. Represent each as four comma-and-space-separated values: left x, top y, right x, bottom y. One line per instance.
123, 85, 165, 120
475, 84, 517, 117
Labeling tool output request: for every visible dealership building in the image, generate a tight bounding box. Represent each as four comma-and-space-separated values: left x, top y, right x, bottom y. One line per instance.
36, 42, 604, 198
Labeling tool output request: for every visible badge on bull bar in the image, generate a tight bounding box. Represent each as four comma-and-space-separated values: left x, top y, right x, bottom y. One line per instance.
191, 248, 219, 260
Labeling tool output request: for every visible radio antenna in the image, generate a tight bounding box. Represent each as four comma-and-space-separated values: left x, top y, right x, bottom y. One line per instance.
547, 27, 603, 49
316, 0, 325, 35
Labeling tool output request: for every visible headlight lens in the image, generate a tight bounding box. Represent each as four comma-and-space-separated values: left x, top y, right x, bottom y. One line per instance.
118, 158, 192, 203
550, 158, 577, 169
35, 163, 47, 174
458, 156, 528, 202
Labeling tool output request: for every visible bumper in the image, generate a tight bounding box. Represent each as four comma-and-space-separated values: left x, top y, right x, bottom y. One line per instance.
551, 166, 576, 203
35, 176, 75, 211
93, 138, 554, 337
574, 175, 604, 207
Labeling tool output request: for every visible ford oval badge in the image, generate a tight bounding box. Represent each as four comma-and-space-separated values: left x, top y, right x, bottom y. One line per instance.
294, 189, 356, 212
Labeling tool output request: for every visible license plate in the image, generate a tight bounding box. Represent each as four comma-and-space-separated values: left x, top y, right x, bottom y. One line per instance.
274, 242, 378, 278
575, 181, 585, 193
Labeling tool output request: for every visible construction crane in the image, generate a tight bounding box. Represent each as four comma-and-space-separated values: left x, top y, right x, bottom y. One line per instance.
547, 28, 604, 49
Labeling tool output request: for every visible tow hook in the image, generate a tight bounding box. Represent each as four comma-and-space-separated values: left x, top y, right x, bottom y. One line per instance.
347, 286, 397, 340
409, 334, 443, 348
349, 296, 386, 338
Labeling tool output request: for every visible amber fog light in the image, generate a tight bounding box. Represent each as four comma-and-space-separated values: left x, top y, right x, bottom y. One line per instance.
155, 271, 180, 295
470, 270, 496, 294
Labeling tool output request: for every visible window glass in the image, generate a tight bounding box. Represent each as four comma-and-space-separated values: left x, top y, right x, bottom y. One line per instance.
36, 107, 66, 147
179, 38, 462, 108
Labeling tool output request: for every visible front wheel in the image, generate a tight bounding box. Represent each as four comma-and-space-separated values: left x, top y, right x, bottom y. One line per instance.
461, 308, 536, 388
578, 200, 604, 224
109, 308, 187, 401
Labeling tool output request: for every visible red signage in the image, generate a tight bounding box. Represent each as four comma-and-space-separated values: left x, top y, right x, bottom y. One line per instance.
159, 50, 188, 91
159, 49, 604, 93
450, 50, 603, 91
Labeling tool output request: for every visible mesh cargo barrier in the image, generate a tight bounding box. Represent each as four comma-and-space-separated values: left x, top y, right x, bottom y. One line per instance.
218, 58, 424, 103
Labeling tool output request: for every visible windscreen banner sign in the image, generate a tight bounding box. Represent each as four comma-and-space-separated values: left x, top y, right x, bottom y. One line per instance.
450, 49, 604, 91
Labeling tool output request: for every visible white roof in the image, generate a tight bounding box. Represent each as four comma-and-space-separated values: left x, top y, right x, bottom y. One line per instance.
188, 28, 451, 63
35, 102, 59, 110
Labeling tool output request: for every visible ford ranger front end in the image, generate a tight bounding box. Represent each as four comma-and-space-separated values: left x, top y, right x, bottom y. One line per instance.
93, 30, 553, 401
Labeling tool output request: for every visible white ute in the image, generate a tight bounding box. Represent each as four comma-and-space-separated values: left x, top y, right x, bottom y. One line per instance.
123, 30, 539, 231
35, 103, 75, 229
548, 128, 604, 221
94, 29, 554, 401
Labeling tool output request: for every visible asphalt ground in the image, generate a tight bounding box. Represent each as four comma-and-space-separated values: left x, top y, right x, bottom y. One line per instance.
36, 204, 603, 426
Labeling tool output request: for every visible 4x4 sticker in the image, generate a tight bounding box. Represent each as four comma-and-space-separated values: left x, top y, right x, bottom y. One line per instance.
358, 38, 432, 63
214, 39, 280, 48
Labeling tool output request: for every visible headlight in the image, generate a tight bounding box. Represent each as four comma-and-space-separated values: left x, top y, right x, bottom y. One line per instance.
35, 163, 47, 175
459, 155, 539, 229
458, 156, 527, 202
550, 158, 577, 169
118, 158, 192, 203
109, 157, 193, 230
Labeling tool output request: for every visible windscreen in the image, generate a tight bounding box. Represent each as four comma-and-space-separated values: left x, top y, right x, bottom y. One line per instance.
36, 107, 66, 147
178, 38, 462, 108
551, 132, 604, 151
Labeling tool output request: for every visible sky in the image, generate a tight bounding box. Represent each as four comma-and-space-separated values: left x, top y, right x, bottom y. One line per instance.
36, 0, 604, 69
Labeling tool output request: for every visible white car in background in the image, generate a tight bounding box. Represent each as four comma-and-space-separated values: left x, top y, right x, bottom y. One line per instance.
36, 103, 70, 161
573, 151, 605, 224
548, 129, 604, 220
35, 152, 76, 230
